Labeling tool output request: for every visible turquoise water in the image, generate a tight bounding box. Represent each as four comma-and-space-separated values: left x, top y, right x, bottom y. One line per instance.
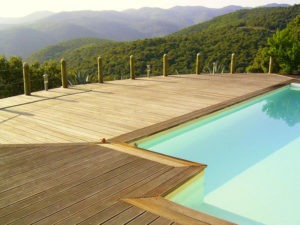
137, 85, 300, 225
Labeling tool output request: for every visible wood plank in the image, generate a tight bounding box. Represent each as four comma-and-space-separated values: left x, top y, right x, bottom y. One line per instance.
149, 217, 176, 225
76, 202, 134, 225
125, 197, 208, 225
101, 206, 145, 224
0, 148, 135, 218
124, 197, 234, 225
126, 211, 160, 225
60, 167, 191, 224
3, 157, 159, 224
0, 145, 110, 191
36, 164, 171, 224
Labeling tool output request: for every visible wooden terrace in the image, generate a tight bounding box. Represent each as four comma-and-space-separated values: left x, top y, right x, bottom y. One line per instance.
0, 74, 294, 224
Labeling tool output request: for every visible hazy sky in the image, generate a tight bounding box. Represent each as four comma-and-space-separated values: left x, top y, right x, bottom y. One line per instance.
1, 0, 299, 17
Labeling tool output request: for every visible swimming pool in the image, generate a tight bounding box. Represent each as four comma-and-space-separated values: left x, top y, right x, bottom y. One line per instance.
137, 84, 300, 225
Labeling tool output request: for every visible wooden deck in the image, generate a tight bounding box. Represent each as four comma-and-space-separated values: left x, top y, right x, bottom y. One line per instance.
0, 74, 294, 224
0, 143, 217, 225
0, 74, 293, 144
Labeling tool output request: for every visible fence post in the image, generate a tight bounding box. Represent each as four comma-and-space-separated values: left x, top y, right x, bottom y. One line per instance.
230, 53, 236, 74
23, 62, 31, 95
196, 53, 201, 75
98, 56, 104, 83
130, 55, 135, 80
163, 54, 168, 77
268, 56, 273, 74
61, 59, 68, 88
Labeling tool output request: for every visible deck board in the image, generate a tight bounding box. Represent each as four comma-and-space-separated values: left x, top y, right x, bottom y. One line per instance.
0, 144, 205, 224
126, 211, 160, 224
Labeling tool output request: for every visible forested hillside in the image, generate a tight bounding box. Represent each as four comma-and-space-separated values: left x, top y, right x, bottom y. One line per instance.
27, 4, 300, 76
1, 5, 299, 99
27, 38, 114, 62
249, 14, 300, 74
0, 6, 242, 57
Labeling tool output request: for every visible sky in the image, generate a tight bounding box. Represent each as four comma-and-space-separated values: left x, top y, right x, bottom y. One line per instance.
0, 0, 299, 17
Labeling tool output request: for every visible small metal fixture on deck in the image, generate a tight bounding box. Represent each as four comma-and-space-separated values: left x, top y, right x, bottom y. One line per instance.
147, 65, 151, 78
43, 74, 49, 91
213, 62, 216, 75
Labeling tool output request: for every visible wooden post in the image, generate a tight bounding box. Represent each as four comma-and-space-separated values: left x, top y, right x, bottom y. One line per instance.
196, 53, 201, 75
98, 56, 103, 83
163, 54, 168, 77
230, 53, 236, 74
130, 55, 135, 80
61, 59, 68, 88
268, 56, 273, 74
23, 62, 31, 95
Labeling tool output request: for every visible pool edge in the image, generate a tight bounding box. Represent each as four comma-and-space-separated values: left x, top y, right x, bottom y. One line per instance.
110, 77, 295, 225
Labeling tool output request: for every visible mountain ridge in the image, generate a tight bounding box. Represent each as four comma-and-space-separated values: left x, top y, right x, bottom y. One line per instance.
0, 4, 292, 58
27, 4, 299, 77
0, 11, 53, 25
0, 5, 245, 57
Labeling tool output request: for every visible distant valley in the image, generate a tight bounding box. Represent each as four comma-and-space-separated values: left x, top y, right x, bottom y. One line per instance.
0, 3, 292, 58
0, 5, 248, 57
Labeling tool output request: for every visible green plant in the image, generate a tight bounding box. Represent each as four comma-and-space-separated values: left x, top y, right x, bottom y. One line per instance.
67, 71, 95, 85
203, 61, 225, 74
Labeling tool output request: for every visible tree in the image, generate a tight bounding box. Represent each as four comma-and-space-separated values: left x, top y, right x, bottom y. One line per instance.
267, 15, 300, 74
29, 60, 61, 91
0, 56, 23, 98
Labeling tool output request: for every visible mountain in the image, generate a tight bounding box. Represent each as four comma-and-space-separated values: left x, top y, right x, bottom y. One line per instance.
27, 38, 115, 63
0, 11, 53, 27
0, 6, 244, 57
27, 4, 300, 77
260, 3, 291, 7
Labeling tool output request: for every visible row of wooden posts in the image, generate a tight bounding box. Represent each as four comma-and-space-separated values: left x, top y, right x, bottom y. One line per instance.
22, 53, 274, 96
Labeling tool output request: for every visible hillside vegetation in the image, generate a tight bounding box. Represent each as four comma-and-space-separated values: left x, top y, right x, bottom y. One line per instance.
0, 6, 242, 57
27, 4, 300, 77
27, 38, 114, 62
1, 5, 299, 99
249, 15, 300, 74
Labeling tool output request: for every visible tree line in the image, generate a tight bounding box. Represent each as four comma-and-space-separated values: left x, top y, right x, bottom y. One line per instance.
0, 57, 61, 98
1, 5, 299, 98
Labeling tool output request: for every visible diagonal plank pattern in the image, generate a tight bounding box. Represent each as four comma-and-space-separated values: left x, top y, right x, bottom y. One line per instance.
0, 144, 206, 224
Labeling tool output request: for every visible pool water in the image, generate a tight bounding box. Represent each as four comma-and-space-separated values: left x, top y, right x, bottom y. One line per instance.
137, 85, 300, 225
